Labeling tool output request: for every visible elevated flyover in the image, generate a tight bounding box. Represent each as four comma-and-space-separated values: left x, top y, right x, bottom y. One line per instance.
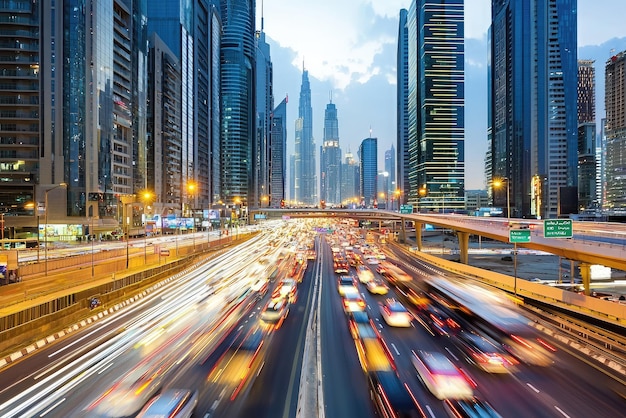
262, 208, 626, 295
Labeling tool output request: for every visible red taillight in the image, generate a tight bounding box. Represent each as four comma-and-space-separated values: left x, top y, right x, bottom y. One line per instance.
536, 338, 557, 352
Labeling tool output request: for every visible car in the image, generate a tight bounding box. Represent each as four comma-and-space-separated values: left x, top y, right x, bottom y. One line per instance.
275, 278, 297, 302
136, 389, 198, 418
411, 350, 474, 400
260, 297, 290, 329
366, 279, 389, 295
334, 257, 350, 274
367, 371, 426, 418
443, 397, 502, 418
337, 275, 358, 296
348, 310, 375, 339
342, 290, 366, 313
416, 304, 460, 337
379, 299, 413, 327
454, 331, 517, 373
356, 265, 374, 283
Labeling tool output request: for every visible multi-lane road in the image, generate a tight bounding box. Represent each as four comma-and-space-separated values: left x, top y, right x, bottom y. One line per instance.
0, 220, 624, 417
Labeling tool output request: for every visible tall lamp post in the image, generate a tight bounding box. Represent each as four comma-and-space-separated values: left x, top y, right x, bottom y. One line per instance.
44, 183, 67, 276
187, 181, 196, 249
141, 191, 154, 263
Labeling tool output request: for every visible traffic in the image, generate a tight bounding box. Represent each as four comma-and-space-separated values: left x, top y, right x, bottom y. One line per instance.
0, 218, 624, 417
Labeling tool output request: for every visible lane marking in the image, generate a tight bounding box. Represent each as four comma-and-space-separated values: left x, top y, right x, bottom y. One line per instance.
554, 406, 571, 418
526, 383, 540, 393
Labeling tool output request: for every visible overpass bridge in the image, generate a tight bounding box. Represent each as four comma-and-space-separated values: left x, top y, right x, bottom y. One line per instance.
259, 208, 626, 296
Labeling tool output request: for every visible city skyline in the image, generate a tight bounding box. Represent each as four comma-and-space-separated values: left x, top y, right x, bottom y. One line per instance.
259, 0, 626, 190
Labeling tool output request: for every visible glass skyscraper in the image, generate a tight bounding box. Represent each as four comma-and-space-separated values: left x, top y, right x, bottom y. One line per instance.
407, 0, 465, 212
396, 8, 409, 206
295, 68, 316, 205
220, 0, 256, 205
321, 100, 341, 205
254, 21, 273, 208
270, 96, 287, 207
605, 51, 626, 209
359, 137, 378, 207
489, 0, 577, 218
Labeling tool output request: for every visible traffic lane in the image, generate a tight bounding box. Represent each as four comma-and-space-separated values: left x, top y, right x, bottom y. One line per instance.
213, 253, 318, 417
321, 239, 376, 418
377, 251, 626, 417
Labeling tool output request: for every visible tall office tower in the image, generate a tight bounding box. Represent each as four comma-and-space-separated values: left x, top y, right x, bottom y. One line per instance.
385, 146, 396, 197
270, 97, 287, 207
341, 150, 360, 206
208, 4, 223, 206
254, 15, 273, 208
320, 100, 342, 205
295, 68, 317, 205
147, 1, 213, 211
396, 8, 410, 206
147, 34, 183, 214
289, 154, 296, 203
407, 0, 465, 212
0, 0, 41, 231
597, 118, 607, 209
58, 0, 148, 222
605, 51, 626, 209
577, 60, 597, 211
220, 0, 255, 205
358, 137, 378, 206
489, 0, 577, 219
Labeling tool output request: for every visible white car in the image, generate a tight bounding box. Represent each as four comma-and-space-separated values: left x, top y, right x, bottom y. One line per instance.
411, 350, 474, 400
342, 290, 366, 313
379, 299, 412, 327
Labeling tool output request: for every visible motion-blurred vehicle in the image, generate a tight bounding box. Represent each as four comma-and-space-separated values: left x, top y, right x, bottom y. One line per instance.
379, 299, 413, 327
415, 304, 460, 337
367, 371, 426, 418
454, 331, 517, 373
334, 257, 350, 274
342, 290, 366, 313
276, 278, 297, 302
356, 264, 374, 283
411, 350, 474, 400
136, 389, 198, 418
443, 397, 502, 418
366, 279, 389, 295
337, 275, 358, 296
260, 297, 290, 329
348, 310, 373, 339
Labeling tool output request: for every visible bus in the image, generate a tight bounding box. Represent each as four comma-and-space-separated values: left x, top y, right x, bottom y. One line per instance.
421, 278, 555, 366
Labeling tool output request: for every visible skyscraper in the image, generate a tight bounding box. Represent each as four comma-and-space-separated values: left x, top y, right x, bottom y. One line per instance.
359, 137, 378, 207
295, 68, 317, 205
220, 0, 256, 205
489, 0, 578, 218
320, 100, 342, 205
605, 51, 626, 209
407, 0, 465, 212
397, 8, 410, 206
255, 17, 273, 208
270, 96, 288, 207
385, 146, 396, 197
577, 60, 597, 211
147, 33, 183, 213
341, 150, 360, 206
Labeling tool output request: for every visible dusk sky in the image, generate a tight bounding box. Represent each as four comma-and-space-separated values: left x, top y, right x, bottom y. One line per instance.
258, 0, 626, 190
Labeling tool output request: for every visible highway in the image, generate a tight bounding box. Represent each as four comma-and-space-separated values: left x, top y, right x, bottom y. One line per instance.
0, 219, 624, 417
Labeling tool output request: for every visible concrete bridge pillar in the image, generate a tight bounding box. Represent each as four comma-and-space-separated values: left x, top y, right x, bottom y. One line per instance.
457, 231, 470, 264
399, 220, 407, 244
579, 262, 591, 296
415, 222, 423, 251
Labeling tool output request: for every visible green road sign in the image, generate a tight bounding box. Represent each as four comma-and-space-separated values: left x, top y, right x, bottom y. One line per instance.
400, 205, 413, 214
509, 229, 531, 243
543, 219, 573, 238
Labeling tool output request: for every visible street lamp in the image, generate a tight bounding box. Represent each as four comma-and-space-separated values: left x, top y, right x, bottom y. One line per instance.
44, 182, 67, 276
417, 185, 427, 213
493, 178, 510, 219
141, 191, 154, 263
187, 182, 197, 249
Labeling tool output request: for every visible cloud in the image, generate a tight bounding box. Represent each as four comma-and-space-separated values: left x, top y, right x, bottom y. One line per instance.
260, 0, 399, 90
